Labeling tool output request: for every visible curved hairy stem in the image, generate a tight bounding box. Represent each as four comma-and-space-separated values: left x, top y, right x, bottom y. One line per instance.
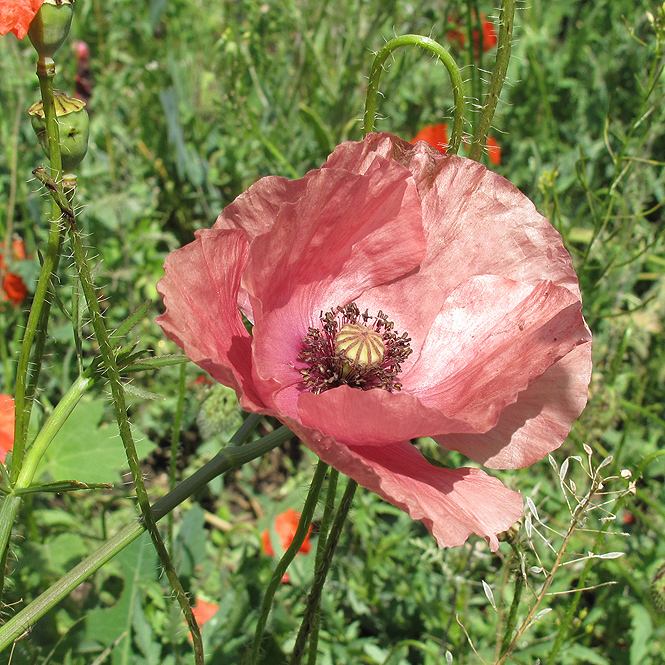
363, 34, 466, 152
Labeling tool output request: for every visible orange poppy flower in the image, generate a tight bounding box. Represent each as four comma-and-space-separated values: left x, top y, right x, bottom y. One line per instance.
0, 395, 15, 464
261, 509, 313, 583
447, 13, 497, 57
411, 123, 448, 154
1, 238, 29, 305
487, 135, 502, 165
0, 0, 44, 40
2, 274, 28, 305
412, 125, 502, 166
192, 599, 219, 626
261, 508, 312, 556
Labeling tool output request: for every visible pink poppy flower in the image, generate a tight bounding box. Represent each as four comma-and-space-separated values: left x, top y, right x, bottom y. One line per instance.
157, 132, 592, 551
0, 0, 43, 40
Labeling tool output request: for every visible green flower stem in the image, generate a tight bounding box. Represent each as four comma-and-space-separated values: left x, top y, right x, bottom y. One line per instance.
245, 460, 329, 665
0, 374, 92, 579
498, 543, 525, 658
168, 362, 187, 550
363, 35, 466, 152
31, 166, 206, 662
289, 478, 358, 665
468, 0, 515, 161
12, 61, 65, 483
0, 419, 287, 650
307, 468, 339, 665
466, 0, 481, 129
58, 202, 206, 662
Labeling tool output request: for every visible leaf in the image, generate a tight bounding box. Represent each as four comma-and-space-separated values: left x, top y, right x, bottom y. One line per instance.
629, 604, 652, 665
482, 580, 497, 611
109, 300, 152, 349
37, 397, 156, 483
174, 504, 207, 578
122, 382, 164, 401
15, 480, 112, 495
85, 533, 158, 649
566, 643, 610, 665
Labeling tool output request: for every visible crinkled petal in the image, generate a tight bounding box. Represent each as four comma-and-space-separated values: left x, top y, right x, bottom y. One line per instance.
243, 155, 425, 318
284, 424, 522, 550
324, 134, 582, 361
402, 276, 590, 432
436, 340, 592, 468
296, 385, 473, 446
0, 0, 42, 39
156, 228, 264, 410
215, 175, 309, 241
328, 134, 580, 292
245, 157, 426, 408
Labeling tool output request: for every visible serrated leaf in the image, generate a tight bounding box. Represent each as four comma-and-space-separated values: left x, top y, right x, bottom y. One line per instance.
110, 300, 152, 348
123, 382, 164, 401
15, 480, 112, 495
126, 355, 190, 370
37, 397, 156, 483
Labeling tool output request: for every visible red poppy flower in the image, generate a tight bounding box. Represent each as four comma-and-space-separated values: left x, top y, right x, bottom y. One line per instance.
0, 395, 15, 464
447, 13, 497, 57
1, 238, 28, 305
486, 135, 501, 165
411, 123, 448, 154
192, 599, 219, 626
157, 132, 592, 551
412, 123, 501, 165
2, 274, 27, 305
261, 508, 313, 557
0, 0, 44, 40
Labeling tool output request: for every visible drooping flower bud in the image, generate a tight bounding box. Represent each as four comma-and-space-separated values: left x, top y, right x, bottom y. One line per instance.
27, 0, 74, 62
29, 92, 89, 174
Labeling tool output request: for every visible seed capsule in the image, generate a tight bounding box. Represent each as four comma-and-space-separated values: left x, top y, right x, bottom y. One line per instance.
335, 323, 386, 367
29, 93, 89, 174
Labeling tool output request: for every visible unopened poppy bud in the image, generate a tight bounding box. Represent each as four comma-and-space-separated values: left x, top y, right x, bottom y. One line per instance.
29, 92, 89, 173
28, 0, 74, 61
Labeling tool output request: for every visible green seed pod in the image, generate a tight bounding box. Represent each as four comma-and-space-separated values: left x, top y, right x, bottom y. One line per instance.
28, 0, 74, 61
29, 93, 89, 173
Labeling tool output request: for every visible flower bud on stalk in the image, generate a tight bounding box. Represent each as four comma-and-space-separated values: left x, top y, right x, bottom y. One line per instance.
29, 92, 89, 182
27, 0, 74, 63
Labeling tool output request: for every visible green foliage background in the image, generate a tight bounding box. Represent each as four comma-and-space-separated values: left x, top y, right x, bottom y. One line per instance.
0, 0, 664, 663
